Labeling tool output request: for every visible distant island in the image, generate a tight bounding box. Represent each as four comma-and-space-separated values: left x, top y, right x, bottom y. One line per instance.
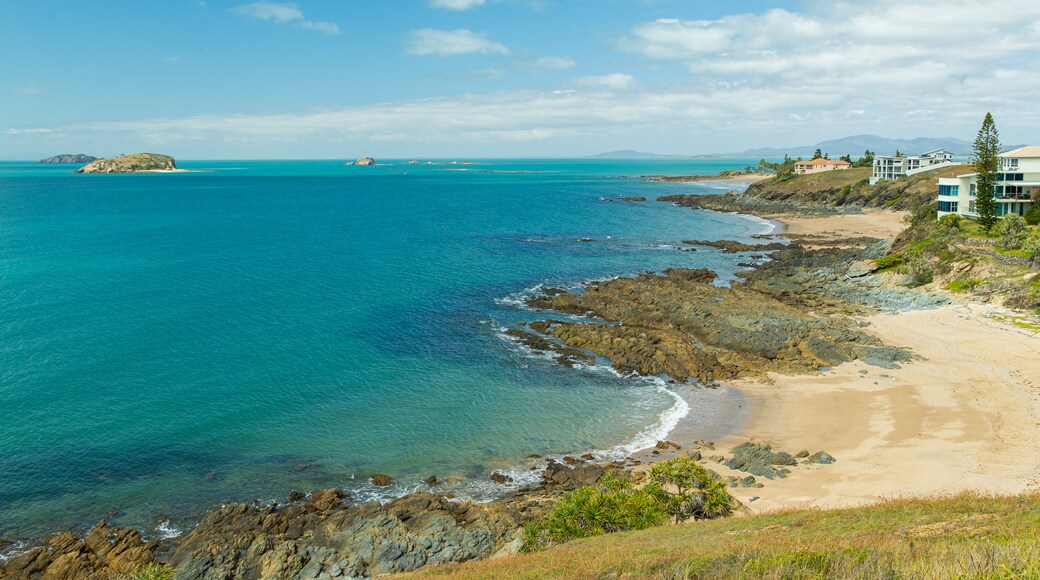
349, 157, 376, 166
38, 154, 98, 164
74, 153, 179, 174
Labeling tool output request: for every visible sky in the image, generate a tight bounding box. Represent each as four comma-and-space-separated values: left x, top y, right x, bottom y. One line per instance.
2, 0, 1039, 159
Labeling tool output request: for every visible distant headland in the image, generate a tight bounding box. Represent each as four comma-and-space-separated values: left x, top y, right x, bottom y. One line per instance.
38, 154, 98, 164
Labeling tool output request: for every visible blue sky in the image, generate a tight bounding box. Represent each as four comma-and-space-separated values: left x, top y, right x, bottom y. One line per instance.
3, 0, 1039, 159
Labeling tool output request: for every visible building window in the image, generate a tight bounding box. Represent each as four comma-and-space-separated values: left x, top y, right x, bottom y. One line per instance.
938, 201, 959, 213
969, 200, 977, 213
970, 184, 977, 197
939, 185, 959, 196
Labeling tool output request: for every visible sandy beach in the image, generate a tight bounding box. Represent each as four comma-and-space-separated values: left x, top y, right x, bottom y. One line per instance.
669, 211, 1040, 513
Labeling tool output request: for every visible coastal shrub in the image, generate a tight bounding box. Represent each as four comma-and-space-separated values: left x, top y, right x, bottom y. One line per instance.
938, 214, 961, 229
521, 474, 666, 552
874, 254, 903, 270
945, 277, 982, 293
646, 456, 735, 522
1024, 227, 1040, 268
1026, 203, 1040, 226
995, 215, 1027, 250
129, 563, 175, 580
903, 247, 933, 287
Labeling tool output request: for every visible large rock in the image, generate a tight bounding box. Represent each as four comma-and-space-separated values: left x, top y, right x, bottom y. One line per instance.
0, 520, 156, 579
353, 157, 376, 166
522, 243, 914, 382
74, 153, 177, 174
165, 490, 536, 579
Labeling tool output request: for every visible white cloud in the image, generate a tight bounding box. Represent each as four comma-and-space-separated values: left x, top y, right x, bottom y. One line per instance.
406, 29, 509, 56
533, 56, 577, 70
232, 2, 340, 35
575, 73, 636, 90
6, 128, 58, 135
429, 0, 485, 10
10, 84, 42, 95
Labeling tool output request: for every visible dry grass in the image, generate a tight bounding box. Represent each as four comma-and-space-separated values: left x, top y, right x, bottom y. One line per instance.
406, 492, 1040, 578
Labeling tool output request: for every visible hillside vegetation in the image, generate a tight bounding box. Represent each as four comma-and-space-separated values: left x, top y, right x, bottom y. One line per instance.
745, 165, 971, 211
74, 153, 177, 174
412, 492, 1040, 578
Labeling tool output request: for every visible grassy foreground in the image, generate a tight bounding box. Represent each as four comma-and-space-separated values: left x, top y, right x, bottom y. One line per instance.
408, 492, 1040, 578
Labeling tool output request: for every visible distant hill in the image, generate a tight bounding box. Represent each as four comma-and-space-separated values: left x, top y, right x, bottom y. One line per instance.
589, 150, 682, 159
38, 153, 98, 164
737, 135, 973, 157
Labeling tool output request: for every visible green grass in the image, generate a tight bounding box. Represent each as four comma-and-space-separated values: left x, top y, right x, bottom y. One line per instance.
411, 492, 1040, 579
127, 563, 175, 580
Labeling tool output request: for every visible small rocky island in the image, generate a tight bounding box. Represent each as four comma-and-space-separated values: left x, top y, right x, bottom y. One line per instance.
74, 153, 178, 174
38, 154, 98, 164
351, 157, 376, 166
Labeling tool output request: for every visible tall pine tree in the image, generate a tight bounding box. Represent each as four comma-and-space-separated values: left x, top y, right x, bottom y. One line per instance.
973, 112, 1001, 229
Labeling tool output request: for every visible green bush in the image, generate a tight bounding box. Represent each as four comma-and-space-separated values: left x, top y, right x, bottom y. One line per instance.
1026, 204, 1040, 226
522, 457, 736, 553
945, 277, 982, 293
874, 254, 903, 270
129, 563, 175, 580
995, 215, 1028, 250
938, 214, 961, 229
522, 474, 667, 552
646, 456, 735, 522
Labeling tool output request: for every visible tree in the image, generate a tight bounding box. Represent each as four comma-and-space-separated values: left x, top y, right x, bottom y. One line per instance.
840, 153, 853, 164
1024, 227, 1040, 268
972, 112, 1002, 230
813, 148, 823, 159
994, 214, 1026, 250
854, 149, 875, 168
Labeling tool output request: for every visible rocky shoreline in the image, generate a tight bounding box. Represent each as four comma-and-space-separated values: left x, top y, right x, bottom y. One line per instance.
2, 186, 951, 579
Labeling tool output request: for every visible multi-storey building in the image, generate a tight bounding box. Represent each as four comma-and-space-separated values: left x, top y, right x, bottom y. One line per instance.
936, 146, 1040, 219
870, 149, 954, 184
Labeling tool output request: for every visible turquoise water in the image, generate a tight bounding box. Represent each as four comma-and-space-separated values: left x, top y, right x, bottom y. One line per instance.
0, 159, 771, 541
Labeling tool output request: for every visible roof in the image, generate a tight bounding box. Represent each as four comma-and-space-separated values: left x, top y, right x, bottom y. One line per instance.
1000, 146, 1040, 158
794, 158, 851, 166
921, 148, 949, 155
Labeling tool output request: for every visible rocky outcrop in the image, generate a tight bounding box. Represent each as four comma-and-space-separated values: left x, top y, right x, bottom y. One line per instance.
353, 157, 376, 166
2, 461, 607, 579
683, 239, 788, 253
74, 153, 177, 174
0, 520, 156, 579
520, 246, 916, 383
38, 154, 97, 164
165, 460, 604, 578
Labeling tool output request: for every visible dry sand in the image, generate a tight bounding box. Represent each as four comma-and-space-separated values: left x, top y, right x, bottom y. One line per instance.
661, 211, 1040, 513
774, 209, 909, 239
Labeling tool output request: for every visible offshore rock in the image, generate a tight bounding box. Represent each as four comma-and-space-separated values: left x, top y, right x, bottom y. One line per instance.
74, 153, 177, 174
0, 520, 156, 579
354, 157, 376, 166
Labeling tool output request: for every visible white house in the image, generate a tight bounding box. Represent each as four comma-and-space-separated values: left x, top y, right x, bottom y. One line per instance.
794, 158, 852, 175
936, 146, 1040, 219
871, 149, 954, 184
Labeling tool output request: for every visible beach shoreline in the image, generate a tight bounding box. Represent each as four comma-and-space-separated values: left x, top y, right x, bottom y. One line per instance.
643, 207, 1040, 514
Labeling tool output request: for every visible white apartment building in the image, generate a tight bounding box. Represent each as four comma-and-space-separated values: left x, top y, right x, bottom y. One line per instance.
936, 146, 1040, 219
870, 149, 954, 184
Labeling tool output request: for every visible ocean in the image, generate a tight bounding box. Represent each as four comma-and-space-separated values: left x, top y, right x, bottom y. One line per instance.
0, 158, 773, 542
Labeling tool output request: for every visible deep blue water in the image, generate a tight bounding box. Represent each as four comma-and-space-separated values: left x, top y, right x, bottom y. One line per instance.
0, 158, 772, 541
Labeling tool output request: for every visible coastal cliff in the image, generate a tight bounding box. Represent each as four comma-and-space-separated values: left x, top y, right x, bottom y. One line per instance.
74, 153, 177, 174
38, 154, 97, 164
